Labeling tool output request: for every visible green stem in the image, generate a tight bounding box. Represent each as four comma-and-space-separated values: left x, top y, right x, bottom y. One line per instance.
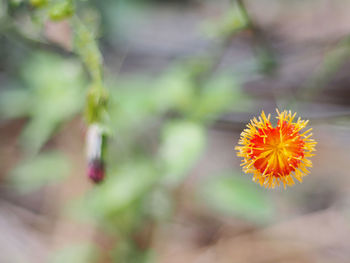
72, 15, 108, 125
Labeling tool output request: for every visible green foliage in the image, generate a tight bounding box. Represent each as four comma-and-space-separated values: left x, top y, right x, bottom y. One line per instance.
107, 76, 155, 133
30, 0, 48, 8
28, 0, 75, 20
203, 1, 249, 38
10, 0, 24, 7
188, 73, 247, 121
10, 151, 70, 192
88, 161, 159, 218
51, 244, 98, 263
0, 52, 86, 153
152, 69, 196, 114
160, 121, 206, 185
49, 0, 74, 21
199, 172, 274, 223
0, 87, 32, 119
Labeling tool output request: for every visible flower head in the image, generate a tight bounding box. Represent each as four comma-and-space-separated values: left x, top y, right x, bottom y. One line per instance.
235, 109, 316, 189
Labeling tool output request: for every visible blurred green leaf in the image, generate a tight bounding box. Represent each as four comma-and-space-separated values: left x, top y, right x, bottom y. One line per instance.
49, 0, 74, 21
9, 0, 23, 7
89, 161, 159, 217
188, 73, 245, 121
30, 0, 48, 8
108, 76, 156, 132
51, 244, 98, 263
160, 121, 206, 185
152, 68, 195, 113
0, 88, 32, 119
202, 2, 248, 38
13, 52, 86, 153
10, 151, 70, 192
108, 70, 194, 136
200, 172, 274, 222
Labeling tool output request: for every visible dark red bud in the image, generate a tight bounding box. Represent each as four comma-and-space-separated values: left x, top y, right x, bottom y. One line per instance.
87, 159, 105, 183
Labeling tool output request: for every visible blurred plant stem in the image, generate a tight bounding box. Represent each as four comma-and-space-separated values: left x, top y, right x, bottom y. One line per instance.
193, 0, 277, 101
287, 36, 350, 109
235, 0, 278, 75
72, 16, 108, 126
192, 0, 249, 88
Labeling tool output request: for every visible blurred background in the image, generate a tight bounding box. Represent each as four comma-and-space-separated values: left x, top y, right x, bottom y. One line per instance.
1, 0, 350, 262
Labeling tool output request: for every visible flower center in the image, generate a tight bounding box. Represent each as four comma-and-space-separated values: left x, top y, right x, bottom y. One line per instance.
249, 121, 305, 177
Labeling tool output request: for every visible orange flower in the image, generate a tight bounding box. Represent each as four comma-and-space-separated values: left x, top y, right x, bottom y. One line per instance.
235, 109, 316, 189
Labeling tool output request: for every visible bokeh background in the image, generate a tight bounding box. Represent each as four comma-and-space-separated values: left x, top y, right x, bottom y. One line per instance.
1, 0, 350, 262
